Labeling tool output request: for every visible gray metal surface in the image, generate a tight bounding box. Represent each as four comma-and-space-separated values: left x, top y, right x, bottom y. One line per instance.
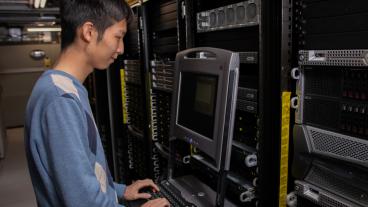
196, 0, 260, 33
305, 125, 368, 167
294, 67, 304, 124
150, 60, 175, 92
299, 50, 368, 67
0, 44, 60, 70
295, 180, 364, 207
170, 175, 237, 207
170, 47, 239, 171
238, 52, 258, 64
236, 99, 257, 113
305, 165, 368, 207
0, 43, 59, 127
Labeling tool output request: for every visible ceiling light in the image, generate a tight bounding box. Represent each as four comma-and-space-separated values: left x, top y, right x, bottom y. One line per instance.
26, 27, 61, 32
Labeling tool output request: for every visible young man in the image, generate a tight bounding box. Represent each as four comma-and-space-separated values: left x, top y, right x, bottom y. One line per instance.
24, 0, 169, 206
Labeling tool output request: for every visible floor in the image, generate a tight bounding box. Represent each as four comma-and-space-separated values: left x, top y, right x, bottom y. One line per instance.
0, 128, 37, 207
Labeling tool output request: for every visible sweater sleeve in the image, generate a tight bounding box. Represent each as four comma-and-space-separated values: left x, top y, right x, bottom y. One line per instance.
114, 182, 127, 199
42, 96, 125, 207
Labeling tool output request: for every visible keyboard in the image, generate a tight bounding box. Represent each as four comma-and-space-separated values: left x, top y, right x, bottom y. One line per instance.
127, 180, 197, 207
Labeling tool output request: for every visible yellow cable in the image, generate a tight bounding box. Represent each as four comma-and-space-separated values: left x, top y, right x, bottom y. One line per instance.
279, 92, 291, 207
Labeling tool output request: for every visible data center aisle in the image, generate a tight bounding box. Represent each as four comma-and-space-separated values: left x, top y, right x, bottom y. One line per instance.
0, 128, 37, 207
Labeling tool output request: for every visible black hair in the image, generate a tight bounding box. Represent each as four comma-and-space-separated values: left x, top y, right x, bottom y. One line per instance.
60, 0, 133, 50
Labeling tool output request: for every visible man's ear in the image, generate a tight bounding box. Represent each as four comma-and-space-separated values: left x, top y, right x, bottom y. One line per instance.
80, 21, 97, 43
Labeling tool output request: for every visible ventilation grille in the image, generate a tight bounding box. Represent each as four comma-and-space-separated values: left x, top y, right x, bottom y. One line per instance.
238, 87, 257, 101
319, 195, 351, 207
125, 84, 145, 132
304, 98, 340, 129
237, 99, 257, 113
306, 166, 368, 206
299, 50, 368, 67
304, 68, 341, 97
150, 92, 158, 142
308, 127, 368, 164
238, 51, 258, 64
295, 181, 356, 207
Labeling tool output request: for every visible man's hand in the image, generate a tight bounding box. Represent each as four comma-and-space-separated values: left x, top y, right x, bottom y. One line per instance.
123, 179, 160, 200
141, 198, 170, 207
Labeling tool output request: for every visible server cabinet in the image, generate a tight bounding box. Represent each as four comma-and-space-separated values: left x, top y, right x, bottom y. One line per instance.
290, 1, 368, 206
142, 0, 189, 182
184, 0, 288, 206
111, 0, 291, 206
118, 5, 151, 182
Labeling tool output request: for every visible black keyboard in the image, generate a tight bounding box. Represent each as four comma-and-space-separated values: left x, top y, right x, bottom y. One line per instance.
127, 180, 197, 207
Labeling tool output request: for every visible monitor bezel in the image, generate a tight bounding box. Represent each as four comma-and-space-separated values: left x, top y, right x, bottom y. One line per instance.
170, 47, 238, 171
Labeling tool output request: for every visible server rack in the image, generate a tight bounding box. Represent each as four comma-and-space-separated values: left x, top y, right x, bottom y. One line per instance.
106, 0, 290, 206
290, 0, 368, 206
106, 58, 127, 183
142, 0, 189, 183
192, 1, 261, 206
116, 0, 189, 184
183, 0, 287, 206
118, 5, 152, 183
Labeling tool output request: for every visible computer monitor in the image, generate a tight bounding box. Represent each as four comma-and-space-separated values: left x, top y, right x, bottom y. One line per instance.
170, 47, 239, 171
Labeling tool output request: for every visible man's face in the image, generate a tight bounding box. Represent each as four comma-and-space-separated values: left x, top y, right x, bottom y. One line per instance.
88, 19, 127, 69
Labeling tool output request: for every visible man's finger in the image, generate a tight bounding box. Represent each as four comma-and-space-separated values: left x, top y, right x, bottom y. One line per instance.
146, 179, 160, 191
148, 198, 170, 207
136, 193, 152, 199
139, 179, 160, 192
156, 198, 170, 207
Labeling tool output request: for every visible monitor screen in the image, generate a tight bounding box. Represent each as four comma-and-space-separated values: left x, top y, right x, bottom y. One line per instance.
178, 72, 218, 139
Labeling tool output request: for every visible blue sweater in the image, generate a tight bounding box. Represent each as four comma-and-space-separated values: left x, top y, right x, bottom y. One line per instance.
25, 70, 126, 207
